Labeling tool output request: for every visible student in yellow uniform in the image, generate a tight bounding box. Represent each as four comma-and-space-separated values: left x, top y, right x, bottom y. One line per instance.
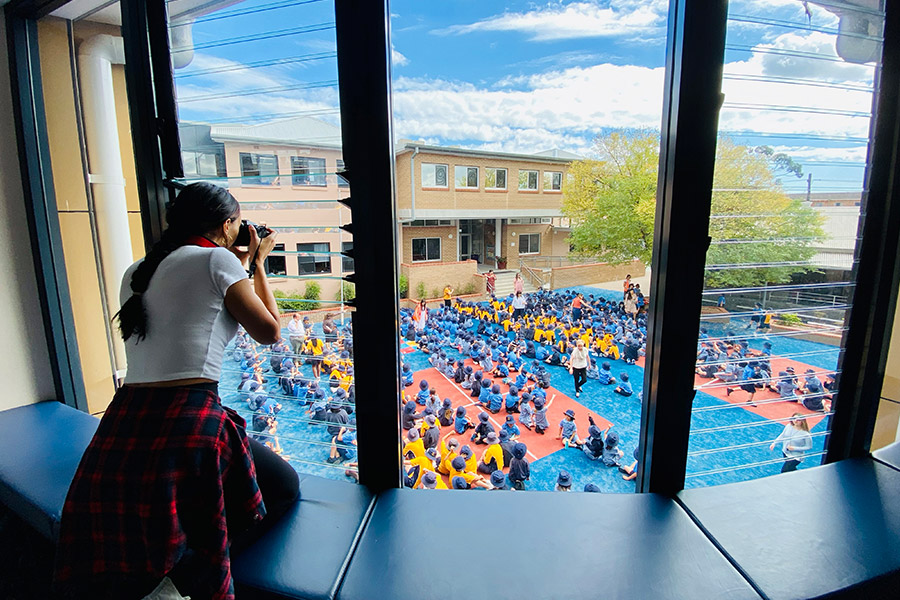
476, 431, 505, 474
305, 335, 325, 378
533, 327, 544, 342
449, 456, 490, 489
403, 427, 426, 460
418, 470, 448, 490
459, 444, 478, 472
438, 435, 460, 475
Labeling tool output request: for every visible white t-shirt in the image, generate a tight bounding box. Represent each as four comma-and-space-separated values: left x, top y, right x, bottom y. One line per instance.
120, 246, 248, 384
287, 318, 306, 339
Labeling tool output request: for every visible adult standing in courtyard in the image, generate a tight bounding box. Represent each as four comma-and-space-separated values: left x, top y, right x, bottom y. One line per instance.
769, 413, 813, 473
569, 339, 590, 398
511, 291, 527, 320
485, 269, 496, 295
414, 299, 428, 333
287, 312, 306, 355
514, 272, 524, 295
624, 289, 638, 322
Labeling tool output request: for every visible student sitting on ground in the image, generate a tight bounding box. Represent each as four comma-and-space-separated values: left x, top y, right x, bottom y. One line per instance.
558, 409, 584, 449
471, 411, 495, 444
613, 372, 633, 396
508, 442, 530, 490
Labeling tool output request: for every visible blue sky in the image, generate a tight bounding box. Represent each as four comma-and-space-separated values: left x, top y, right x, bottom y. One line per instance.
173, 0, 881, 194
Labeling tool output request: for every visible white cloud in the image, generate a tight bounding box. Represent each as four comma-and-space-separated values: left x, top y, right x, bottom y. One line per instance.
392, 46, 409, 67
434, 0, 668, 42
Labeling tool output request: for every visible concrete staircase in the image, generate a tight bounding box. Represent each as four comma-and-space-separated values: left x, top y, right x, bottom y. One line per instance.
492, 270, 538, 296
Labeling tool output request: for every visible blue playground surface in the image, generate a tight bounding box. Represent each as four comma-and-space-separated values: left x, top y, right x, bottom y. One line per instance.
219, 285, 838, 492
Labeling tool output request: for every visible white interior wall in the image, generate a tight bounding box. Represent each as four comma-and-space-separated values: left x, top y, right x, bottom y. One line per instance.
0, 11, 56, 410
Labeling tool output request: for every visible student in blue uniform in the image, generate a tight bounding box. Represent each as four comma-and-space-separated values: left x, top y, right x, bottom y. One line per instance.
401, 363, 414, 387
438, 398, 454, 426
504, 385, 521, 414
455, 405, 475, 434
613, 372, 633, 396
502, 414, 521, 441
558, 409, 584, 448
518, 392, 535, 430
507, 442, 530, 490
471, 411, 494, 444
533, 396, 553, 435
478, 378, 492, 405
487, 384, 504, 414
597, 361, 616, 385
416, 379, 431, 405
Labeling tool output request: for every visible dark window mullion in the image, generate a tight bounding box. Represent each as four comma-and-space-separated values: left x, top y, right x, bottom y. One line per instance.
638, 0, 728, 495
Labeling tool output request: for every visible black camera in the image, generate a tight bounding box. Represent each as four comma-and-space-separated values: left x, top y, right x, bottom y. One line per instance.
234, 220, 271, 246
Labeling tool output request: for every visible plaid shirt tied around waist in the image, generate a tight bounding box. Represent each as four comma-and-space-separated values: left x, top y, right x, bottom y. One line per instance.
54, 384, 265, 600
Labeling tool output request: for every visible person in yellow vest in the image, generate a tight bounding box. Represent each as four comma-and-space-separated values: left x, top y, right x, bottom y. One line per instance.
443, 285, 453, 308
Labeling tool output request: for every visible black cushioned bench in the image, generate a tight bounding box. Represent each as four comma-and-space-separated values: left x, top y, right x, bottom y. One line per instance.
336, 487, 761, 600
3, 401, 900, 600
678, 457, 900, 600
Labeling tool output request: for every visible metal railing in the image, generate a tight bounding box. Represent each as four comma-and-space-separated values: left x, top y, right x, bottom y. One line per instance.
520, 263, 545, 289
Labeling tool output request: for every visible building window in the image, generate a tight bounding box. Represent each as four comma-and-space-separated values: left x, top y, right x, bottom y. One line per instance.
518, 169, 539, 191
543, 171, 563, 191
412, 237, 441, 262
508, 218, 552, 225
421, 163, 448, 188
519, 233, 541, 254
342, 241, 354, 272
485, 167, 507, 190
265, 243, 286, 276
297, 242, 331, 274
336, 158, 349, 187
408, 219, 453, 226
291, 156, 327, 186
454, 165, 479, 189
240, 152, 279, 185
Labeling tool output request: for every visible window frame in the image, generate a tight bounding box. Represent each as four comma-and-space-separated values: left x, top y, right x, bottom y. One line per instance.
518, 169, 539, 191
265, 243, 287, 276
518, 232, 541, 255
421, 162, 449, 189
454, 165, 479, 190
485, 167, 507, 190
411, 237, 441, 262
106, 0, 900, 494
543, 170, 562, 192
342, 241, 355, 272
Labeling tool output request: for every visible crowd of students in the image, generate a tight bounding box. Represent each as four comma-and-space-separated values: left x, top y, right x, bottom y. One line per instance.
398, 281, 649, 490
229, 314, 360, 479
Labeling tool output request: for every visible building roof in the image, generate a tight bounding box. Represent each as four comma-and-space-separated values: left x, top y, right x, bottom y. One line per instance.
396, 142, 575, 164
208, 116, 343, 149
534, 148, 584, 160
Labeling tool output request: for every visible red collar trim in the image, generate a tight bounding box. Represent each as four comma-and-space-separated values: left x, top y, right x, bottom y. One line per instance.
185, 235, 220, 248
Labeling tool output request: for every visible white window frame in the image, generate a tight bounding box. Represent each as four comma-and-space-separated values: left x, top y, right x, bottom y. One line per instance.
518, 233, 541, 255
421, 163, 449, 188
239, 152, 280, 186
411, 237, 441, 262
291, 156, 327, 187
485, 167, 507, 190
518, 169, 539, 191
543, 170, 563, 191
454, 165, 479, 189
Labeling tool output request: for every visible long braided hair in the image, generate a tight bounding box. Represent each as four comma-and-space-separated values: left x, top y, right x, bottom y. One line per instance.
115, 182, 239, 342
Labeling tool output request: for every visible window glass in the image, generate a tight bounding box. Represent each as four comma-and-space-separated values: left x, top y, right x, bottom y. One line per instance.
543, 171, 562, 191
292, 156, 327, 186
455, 165, 479, 189
391, 0, 669, 493
412, 237, 441, 261
518, 169, 539, 190
240, 152, 279, 185
297, 242, 332, 274
422, 163, 449, 187
342, 241, 354, 272
485, 167, 507, 190
685, 0, 885, 488
266, 243, 287, 275
518, 233, 541, 254
336, 159, 349, 187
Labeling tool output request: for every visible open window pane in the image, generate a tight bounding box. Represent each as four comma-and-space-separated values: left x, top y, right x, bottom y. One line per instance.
167, 0, 357, 482
391, 1, 671, 492
685, 0, 885, 488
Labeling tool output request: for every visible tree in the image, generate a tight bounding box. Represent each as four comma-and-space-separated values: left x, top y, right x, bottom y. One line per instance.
562, 131, 824, 287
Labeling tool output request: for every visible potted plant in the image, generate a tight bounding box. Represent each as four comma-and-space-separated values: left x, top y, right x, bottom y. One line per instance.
496, 256, 508, 270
